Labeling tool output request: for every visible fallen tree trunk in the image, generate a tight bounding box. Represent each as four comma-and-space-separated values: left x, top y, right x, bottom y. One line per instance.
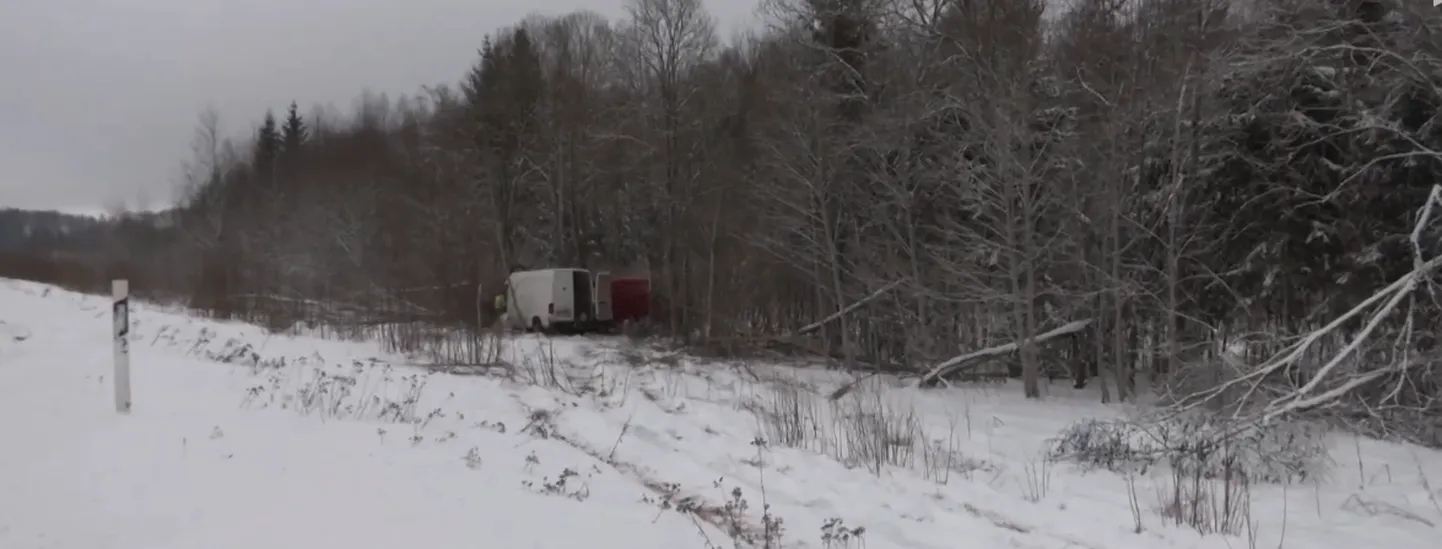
737, 279, 903, 366
793, 279, 902, 337
915, 319, 1094, 388
826, 318, 1094, 400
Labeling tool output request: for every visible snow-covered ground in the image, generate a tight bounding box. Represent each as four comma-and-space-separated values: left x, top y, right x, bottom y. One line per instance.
1, 278, 1439, 549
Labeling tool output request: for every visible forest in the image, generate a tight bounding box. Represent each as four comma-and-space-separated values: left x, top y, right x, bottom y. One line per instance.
5, 0, 1440, 446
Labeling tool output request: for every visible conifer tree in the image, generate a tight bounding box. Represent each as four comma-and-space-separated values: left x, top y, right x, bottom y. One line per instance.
281, 101, 307, 156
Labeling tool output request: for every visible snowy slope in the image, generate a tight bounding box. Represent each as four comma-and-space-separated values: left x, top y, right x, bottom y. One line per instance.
1, 278, 1439, 549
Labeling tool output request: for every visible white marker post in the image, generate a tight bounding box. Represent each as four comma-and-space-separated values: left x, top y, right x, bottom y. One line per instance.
113, 279, 131, 414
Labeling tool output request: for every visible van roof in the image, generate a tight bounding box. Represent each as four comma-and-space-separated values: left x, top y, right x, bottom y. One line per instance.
511, 268, 589, 276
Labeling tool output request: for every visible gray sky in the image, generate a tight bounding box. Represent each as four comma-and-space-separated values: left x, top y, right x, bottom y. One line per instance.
0, 0, 760, 216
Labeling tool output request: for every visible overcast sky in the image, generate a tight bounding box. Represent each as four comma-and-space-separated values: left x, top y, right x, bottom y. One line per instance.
0, 0, 760, 216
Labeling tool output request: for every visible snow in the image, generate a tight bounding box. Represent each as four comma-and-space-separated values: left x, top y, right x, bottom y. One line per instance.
2, 278, 1440, 549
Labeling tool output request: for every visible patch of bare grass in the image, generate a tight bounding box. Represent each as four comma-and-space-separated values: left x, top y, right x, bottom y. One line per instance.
751, 375, 997, 482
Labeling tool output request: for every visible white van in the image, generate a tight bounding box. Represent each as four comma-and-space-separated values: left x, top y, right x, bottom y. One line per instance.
501, 268, 597, 334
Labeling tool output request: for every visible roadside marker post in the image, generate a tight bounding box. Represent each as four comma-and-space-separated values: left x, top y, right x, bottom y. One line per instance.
113, 279, 131, 414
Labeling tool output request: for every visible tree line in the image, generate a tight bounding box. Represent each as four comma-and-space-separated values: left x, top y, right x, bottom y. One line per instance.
7, 0, 1441, 443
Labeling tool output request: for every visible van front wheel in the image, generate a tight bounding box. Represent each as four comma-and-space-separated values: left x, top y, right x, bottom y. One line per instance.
530, 317, 544, 333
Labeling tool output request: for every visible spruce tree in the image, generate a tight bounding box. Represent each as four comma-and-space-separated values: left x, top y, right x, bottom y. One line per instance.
253, 110, 280, 185
282, 101, 307, 156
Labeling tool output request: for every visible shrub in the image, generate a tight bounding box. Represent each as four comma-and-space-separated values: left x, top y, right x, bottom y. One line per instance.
1048, 413, 1331, 484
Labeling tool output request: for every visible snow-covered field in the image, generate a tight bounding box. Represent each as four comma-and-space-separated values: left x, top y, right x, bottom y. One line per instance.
1, 278, 1439, 549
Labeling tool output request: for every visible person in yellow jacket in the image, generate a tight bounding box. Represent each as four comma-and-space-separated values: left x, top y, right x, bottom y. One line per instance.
493, 291, 506, 315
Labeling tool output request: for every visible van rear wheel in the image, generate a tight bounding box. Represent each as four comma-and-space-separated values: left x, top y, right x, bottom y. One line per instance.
530, 317, 544, 333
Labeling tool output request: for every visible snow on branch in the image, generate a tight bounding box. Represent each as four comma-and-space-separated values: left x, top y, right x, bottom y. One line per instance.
1169, 185, 1442, 425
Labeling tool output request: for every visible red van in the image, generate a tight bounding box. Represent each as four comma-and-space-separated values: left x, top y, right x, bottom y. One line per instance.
608, 277, 651, 325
